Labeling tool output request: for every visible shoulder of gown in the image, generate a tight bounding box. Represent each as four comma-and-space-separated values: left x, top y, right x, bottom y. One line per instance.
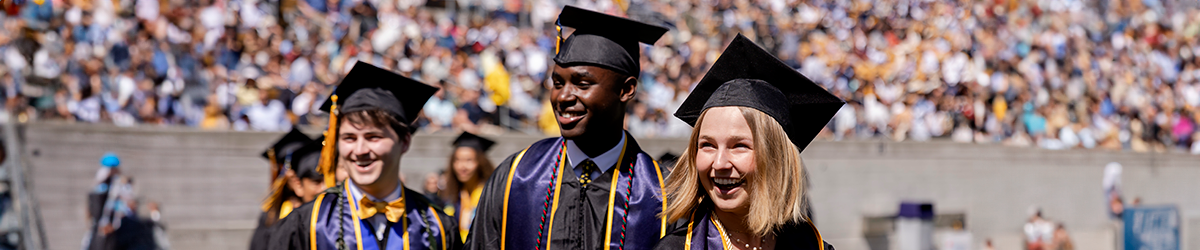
250, 212, 271, 250
652, 219, 690, 250
777, 220, 835, 250
267, 195, 320, 250
464, 147, 526, 250
403, 187, 465, 250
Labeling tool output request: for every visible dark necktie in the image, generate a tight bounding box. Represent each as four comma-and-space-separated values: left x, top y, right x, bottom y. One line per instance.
579, 159, 597, 187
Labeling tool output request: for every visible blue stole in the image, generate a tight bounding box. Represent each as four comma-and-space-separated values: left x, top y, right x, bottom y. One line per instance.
308, 184, 451, 250
498, 135, 667, 250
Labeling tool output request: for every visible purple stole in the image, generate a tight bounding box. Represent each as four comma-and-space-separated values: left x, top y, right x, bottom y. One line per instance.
683, 207, 828, 250
308, 185, 451, 250
683, 210, 726, 250
498, 136, 667, 250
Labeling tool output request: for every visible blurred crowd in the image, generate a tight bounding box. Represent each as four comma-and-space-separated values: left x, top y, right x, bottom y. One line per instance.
1, 0, 1199, 153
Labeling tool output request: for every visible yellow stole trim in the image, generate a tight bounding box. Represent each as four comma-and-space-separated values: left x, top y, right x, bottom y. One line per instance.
652, 160, 665, 237
498, 147, 530, 250
429, 207, 447, 250
344, 185, 366, 250
601, 140, 630, 250
808, 221, 825, 250
402, 213, 410, 250
309, 193, 326, 250
279, 200, 295, 219
709, 214, 731, 250
683, 216, 694, 250
459, 184, 484, 238
543, 147, 568, 250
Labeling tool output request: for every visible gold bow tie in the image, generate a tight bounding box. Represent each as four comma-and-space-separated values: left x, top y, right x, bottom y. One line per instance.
359, 197, 406, 223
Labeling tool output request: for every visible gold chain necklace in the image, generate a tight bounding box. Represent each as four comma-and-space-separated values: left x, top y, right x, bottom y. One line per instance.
711, 212, 766, 250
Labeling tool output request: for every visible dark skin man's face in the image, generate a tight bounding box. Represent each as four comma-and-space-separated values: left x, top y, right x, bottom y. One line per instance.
549, 64, 636, 147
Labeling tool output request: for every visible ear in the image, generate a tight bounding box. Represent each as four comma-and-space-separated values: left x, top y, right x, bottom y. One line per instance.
620, 76, 637, 103
400, 132, 413, 154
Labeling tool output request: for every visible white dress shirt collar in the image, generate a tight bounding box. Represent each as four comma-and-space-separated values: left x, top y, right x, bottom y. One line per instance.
565, 131, 627, 174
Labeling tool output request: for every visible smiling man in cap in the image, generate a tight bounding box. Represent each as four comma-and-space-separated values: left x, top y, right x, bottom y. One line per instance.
466, 6, 672, 250
269, 62, 461, 250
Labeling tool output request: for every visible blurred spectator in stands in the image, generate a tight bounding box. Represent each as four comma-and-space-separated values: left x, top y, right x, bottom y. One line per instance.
245, 87, 290, 132
1050, 224, 1074, 250
1024, 207, 1054, 250
146, 202, 170, 250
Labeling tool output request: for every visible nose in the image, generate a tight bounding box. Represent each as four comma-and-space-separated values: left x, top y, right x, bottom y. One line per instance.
554, 84, 578, 109
711, 147, 734, 172
347, 139, 372, 160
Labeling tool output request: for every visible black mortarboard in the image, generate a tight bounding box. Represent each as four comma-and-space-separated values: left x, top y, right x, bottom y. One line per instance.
554, 5, 668, 77
288, 137, 324, 181
318, 62, 438, 129
260, 128, 313, 164
674, 34, 844, 153
452, 132, 496, 153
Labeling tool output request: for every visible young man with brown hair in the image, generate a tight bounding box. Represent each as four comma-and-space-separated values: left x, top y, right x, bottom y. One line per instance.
270, 63, 461, 250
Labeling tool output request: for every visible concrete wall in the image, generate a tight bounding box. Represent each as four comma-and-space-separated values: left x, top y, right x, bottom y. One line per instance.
19, 123, 1200, 250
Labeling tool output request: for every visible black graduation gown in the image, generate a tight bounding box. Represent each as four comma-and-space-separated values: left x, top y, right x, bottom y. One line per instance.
652, 208, 834, 250
465, 134, 675, 250
268, 185, 463, 250
250, 212, 272, 250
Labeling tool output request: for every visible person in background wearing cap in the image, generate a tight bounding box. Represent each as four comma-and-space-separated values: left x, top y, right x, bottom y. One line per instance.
250, 128, 314, 250
263, 138, 333, 245
439, 132, 496, 242
655, 35, 842, 250
268, 62, 461, 250
84, 153, 120, 250
465, 6, 672, 250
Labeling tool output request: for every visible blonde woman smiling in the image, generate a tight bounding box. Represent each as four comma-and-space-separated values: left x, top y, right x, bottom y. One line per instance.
656, 34, 843, 250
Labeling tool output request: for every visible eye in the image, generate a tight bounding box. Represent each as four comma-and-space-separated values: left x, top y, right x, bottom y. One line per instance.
699, 142, 715, 149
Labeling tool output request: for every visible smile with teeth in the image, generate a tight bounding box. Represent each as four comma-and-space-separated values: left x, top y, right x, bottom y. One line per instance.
712, 177, 743, 187
560, 111, 585, 118
354, 159, 375, 167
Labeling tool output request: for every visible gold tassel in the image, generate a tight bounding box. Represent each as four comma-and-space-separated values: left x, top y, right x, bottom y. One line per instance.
555, 21, 562, 55
267, 149, 278, 183
261, 178, 288, 212
319, 95, 340, 187
261, 149, 281, 212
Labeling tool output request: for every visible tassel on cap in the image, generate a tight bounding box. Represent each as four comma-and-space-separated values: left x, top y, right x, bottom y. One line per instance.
319, 95, 340, 187
261, 149, 281, 212
555, 19, 563, 55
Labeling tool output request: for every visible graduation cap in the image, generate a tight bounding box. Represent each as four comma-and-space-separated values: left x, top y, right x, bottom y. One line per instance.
260, 128, 313, 167
315, 62, 438, 187
554, 5, 668, 77
452, 132, 496, 153
288, 137, 325, 181
674, 34, 844, 153
318, 62, 438, 128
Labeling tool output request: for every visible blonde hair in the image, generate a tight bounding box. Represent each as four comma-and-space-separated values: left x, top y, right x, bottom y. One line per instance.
661, 106, 808, 236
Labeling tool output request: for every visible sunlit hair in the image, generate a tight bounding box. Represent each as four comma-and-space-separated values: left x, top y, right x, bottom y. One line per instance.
340, 109, 407, 135
660, 106, 808, 236
440, 147, 495, 204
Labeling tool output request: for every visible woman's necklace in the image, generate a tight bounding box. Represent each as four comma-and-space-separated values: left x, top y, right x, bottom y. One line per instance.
712, 212, 767, 250
726, 232, 767, 250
